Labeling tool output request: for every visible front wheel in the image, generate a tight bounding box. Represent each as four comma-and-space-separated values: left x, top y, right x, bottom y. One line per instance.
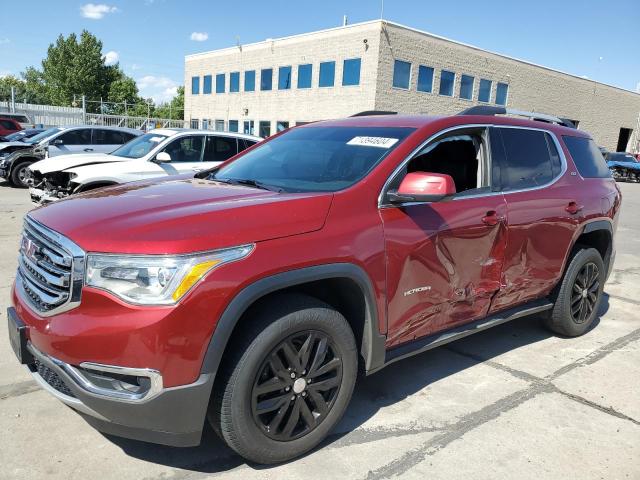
545, 247, 605, 337
10, 162, 31, 188
209, 294, 357, 464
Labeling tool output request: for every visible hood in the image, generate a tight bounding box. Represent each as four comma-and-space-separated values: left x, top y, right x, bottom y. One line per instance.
29, 153, 127, 174
0, 141, 26, 150
29, 178, 333, 254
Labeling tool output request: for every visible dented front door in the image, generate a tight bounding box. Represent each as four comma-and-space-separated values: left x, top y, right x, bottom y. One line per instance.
381, 194, 508, 348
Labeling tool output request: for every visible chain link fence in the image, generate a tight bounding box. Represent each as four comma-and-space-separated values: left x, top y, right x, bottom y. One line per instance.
1, 101, 186, 130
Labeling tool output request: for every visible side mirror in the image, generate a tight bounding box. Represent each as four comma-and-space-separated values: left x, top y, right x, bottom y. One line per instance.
154, 152, 172, 163
388, 172, 456, 204
52, 138, 64, 145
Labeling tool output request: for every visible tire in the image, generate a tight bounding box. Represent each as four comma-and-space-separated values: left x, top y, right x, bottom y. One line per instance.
10, 162, 30, 188
545, 247, 605, 337
209, 293, 358, 464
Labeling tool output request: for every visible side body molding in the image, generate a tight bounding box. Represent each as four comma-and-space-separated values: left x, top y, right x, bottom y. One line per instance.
199, 263, 387, 378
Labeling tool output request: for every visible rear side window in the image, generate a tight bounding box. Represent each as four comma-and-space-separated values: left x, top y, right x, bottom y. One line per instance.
497, 128, 561, 191
0, 119, 16, 129
203, 136, 238, 162
563, 136, 611, 178
93, 129, 127, 145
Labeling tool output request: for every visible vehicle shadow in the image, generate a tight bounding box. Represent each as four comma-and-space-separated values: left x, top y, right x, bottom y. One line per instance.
105, 295, 610, 473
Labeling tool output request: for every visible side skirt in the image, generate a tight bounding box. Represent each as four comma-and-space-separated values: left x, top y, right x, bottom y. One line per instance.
383, 298, 553, 368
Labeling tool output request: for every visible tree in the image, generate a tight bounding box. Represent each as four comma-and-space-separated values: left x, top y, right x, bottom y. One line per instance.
155, 86, 184, 120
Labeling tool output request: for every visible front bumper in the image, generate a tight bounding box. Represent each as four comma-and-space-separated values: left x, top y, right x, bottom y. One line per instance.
9, 307, 214, 447
29, 186, 62, 206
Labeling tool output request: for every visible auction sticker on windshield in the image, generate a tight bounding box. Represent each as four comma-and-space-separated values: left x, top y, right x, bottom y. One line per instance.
347, 136, 399, 148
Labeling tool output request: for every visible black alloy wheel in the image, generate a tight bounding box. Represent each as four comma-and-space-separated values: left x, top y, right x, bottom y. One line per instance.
251, 331, 343, 441
570, 262, 600, 324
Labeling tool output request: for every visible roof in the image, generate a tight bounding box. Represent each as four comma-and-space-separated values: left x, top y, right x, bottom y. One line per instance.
302, 113, 590, 138
58, 125, 142, 134
186, 19, 639, 97
150, 128, 262, 141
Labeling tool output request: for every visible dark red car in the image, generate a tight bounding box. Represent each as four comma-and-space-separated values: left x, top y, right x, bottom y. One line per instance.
8, 107, 620, 463
0, 117, 23, 137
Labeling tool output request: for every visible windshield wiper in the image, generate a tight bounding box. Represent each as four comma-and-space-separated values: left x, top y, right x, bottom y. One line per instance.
213, 177, 283, 193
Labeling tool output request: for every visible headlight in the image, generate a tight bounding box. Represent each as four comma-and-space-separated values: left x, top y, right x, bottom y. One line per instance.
86, 245, 254, 305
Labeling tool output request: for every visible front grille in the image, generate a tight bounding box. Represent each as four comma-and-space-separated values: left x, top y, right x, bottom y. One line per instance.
17, 217, 82, 315
33, 359, 76, 398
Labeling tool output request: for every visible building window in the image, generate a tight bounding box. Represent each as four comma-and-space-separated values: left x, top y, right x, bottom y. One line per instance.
191, 76, 200, 95
478, 79, 492, 102
216, 73, 225, 94
297, 64, 312, 88
230, 72, 240, 93
190, 118, 199, 129
417, 65, 434, 93
278, 66, 292, 90
495, 82, 509, 106
260, 68, 273, 91
202, 119, 209, 130
215, 119, 225, 131
259, 121, 271, 137
439, 70, 455, 96
228, 120, 239, 132
319, 61, 335, 87
342, 58, 361, 86
276, 121, 289, 132
459, 74, 474, 100
244, 70, 256, 92
392, 60, 411, 89
243, 120, 254, 135
203, 75, 212, 94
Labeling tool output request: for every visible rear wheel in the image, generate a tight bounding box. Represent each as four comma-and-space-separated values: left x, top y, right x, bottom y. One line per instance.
209, 294, 357, 464
10, 162, 30, 188
545, 247, 605, 337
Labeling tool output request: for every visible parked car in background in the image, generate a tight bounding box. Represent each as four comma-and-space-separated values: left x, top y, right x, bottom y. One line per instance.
0, 128, 46, 143
0, 112, 33, 129
0, 126, 142, 187
0, 127, 61, 159
28, 129, 261, 204
0, 117, 23, 137
8, 107, 620, 463
606, 151, 640, 182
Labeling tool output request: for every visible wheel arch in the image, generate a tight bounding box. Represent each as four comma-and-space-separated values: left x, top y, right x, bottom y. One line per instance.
200, 263, 387, 381
74, 180, 119, 193
563, 219, 614, 281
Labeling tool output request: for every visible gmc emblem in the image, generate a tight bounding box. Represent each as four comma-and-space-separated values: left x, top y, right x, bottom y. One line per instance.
21, 237, 39, 263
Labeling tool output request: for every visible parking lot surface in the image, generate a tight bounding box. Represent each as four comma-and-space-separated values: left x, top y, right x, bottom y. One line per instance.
1, 181, 639, 480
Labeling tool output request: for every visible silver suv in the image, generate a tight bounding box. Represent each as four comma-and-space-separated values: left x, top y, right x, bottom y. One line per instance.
0, 126, 142, 187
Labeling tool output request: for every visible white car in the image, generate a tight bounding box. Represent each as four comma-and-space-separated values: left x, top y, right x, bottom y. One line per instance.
28, 128, 261, 205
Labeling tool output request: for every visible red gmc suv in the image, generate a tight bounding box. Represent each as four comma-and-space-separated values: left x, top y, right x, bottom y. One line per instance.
8, 107, 620, 464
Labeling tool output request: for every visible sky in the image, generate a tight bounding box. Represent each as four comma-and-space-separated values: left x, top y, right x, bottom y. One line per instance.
0, 0, 638, 103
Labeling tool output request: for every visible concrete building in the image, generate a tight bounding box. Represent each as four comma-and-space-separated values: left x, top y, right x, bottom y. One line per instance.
184, 20, 640, 152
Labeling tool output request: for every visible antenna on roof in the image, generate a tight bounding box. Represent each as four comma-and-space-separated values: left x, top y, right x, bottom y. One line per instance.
380, 0, 384, 19
343, 15, 348, 26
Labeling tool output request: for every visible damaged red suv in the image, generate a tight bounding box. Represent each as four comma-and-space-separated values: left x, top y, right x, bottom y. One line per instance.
8, 106, 620, 464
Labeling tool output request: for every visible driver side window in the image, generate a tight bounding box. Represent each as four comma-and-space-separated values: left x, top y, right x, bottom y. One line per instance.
161, 136, 204, 162
391, 128, 491, 197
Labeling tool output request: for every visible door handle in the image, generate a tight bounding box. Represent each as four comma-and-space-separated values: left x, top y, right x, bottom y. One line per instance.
84, 148, 94, 152
482, 210, 501, 226
565, 201, 583, 215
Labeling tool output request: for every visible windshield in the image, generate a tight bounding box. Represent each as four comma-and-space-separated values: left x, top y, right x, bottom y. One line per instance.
110, 132, 169, 159
25, 128, 62, 144
212, 126, 414, 192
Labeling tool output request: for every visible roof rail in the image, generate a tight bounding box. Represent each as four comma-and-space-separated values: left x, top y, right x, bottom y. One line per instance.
457, 106, 576, 129
350, 110, 397, 117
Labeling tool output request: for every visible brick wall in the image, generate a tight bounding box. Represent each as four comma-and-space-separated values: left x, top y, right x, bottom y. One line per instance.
184, 20, 640, 151
374, 23, 640, 151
